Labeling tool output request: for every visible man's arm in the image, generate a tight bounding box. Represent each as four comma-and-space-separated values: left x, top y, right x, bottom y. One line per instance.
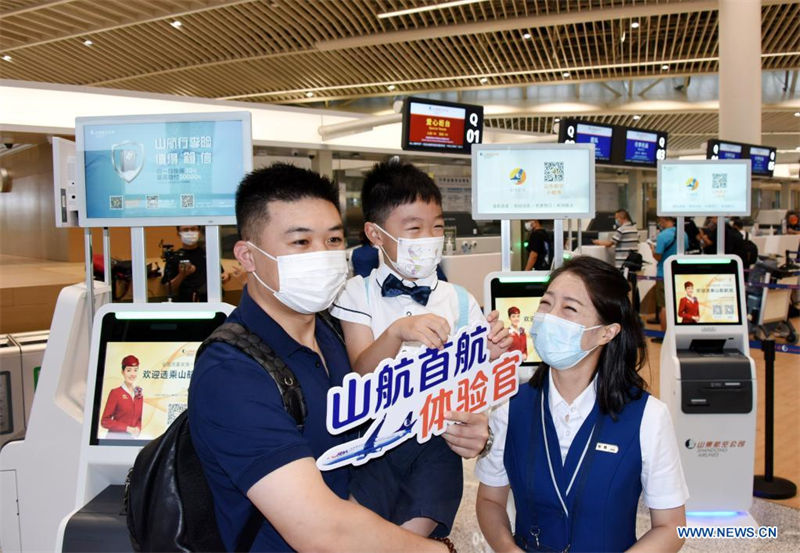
247, 457, 447, 553
592, 239, 613, 247
524, 251, 537, 271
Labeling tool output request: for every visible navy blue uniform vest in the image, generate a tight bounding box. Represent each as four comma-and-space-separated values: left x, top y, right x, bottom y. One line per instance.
504, 376, 648, 552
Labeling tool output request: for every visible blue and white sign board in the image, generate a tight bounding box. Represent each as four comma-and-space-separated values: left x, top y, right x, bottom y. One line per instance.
317, 322, 523, 470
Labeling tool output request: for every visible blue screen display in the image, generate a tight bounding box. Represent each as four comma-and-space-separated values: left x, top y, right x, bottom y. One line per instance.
82, 120, 245, 222
575, 123, 612, 161
749, 146, 772, 175
717, 142, 743, 159
624, 130, 658, 164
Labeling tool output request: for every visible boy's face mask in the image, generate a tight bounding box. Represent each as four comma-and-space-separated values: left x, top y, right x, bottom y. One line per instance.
373, 224, 443, 280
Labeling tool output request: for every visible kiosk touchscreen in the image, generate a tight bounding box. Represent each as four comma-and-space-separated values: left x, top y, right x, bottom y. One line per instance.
60, 303, 230, 552
484, 272, 550, 380
660, 255, 756, 518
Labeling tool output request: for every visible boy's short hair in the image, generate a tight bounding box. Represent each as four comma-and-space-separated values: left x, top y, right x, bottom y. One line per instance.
235, 163, 339, 241
362, 160, 442, 225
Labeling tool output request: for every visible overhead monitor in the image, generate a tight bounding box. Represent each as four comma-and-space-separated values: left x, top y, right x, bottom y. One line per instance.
670, 257, 742, 326
623, 128, 667, 166
747, 145, 776, 177
76, 111, 252, 227
706, 139, 776, 178
471, 143, 596, 220
401, 97, 483, 155
559, 120, 613, 161
89, 309, 227, 446
657, 159, 750, 216
706, 139, 743, 160
487, 273, 550, 368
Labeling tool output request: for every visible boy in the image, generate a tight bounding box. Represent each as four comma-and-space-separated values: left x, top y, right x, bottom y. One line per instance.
331, 160, 511, 537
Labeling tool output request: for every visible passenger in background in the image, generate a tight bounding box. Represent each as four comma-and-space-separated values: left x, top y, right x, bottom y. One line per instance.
698, 216, 744, 258
524, 219, 552, 271
475, 256, 687, 553
592, 209, 638, 269
161, 225, 232, 302
650, 217, 689, 342
785, 211, 800, 235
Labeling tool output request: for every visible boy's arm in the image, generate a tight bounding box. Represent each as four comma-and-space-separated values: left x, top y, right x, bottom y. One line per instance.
247, 457, 447, 553
341, 316, 451, 375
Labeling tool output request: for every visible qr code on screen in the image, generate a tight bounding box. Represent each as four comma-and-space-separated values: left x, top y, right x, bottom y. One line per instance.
544, 162, 565, 182
712, 173, 727, 188
146, 195, 159, 209
181, 194, 195, 208
167, 402, 187, 425
109, 196, 123, 210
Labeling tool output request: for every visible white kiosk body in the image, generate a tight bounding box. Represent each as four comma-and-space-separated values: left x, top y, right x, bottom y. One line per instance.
0, 282, 110, 553
660, 255, 756, 514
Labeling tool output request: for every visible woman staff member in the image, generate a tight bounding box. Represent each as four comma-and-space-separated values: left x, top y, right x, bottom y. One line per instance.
476, 256, 687, 552
100, 354, 143, 438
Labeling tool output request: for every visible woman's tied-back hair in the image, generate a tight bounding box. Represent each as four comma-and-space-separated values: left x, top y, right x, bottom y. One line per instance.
530, 256, 647, 418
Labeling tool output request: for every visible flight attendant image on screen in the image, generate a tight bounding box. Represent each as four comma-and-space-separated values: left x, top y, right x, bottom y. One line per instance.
677, 281, 701, 324
673, 274, 739, 324
96, 342, 201, 442
494, 297, 542, 363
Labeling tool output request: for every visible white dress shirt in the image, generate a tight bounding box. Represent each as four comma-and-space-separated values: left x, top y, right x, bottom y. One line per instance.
475, 371, 690, 510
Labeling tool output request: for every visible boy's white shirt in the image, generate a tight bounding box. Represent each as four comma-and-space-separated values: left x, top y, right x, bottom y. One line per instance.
330, 263, 486, 357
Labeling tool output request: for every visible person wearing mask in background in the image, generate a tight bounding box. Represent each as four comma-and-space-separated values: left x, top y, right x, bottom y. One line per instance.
698, 216, 744, 258
592, 209, 638, 269
162, 225, 232, 302
189, 164, 483, 552
475, 256, 687, 553
650, 217, 689, 342
785, 211, 800, 235
524, 219, 552, 271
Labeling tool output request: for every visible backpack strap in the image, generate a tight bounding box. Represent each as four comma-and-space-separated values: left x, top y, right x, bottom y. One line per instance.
452, 284, 470, 331
196, 322, 307, 431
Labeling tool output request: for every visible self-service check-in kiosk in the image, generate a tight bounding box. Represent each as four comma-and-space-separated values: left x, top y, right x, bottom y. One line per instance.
660, 255, 756, 519
55, 302, 231, 552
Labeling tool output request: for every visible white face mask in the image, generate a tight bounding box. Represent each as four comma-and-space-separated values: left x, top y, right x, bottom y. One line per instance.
530, 312, 604, 370
373, 224, 443, 280
524, 222, 533, 232
180, 231, 200, 246
247, 242, 347, 315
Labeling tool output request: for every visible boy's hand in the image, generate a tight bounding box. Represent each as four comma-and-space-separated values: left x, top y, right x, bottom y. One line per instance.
443, 410, 489, 459
389, 314, 451, 350
486, 310, 512, 361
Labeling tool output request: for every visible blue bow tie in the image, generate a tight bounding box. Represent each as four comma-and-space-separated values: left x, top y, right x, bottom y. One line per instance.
380, 273, 432, 306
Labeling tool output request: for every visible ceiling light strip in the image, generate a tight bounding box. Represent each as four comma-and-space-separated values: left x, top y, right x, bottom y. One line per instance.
377, 0, 489, 20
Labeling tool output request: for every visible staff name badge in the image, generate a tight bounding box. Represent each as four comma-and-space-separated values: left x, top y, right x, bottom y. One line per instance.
596, 442, 619, 454
317, 322, 523, 470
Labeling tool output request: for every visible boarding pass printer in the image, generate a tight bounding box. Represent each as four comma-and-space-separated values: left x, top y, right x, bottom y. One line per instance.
660, 255, 756, 515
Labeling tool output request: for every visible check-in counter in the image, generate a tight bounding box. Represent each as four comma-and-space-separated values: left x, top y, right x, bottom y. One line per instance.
573, 244, 615, 265
441, 252, 502, 306
750, 235, 799, 258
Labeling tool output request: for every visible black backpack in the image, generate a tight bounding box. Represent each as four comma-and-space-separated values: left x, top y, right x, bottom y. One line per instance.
125, 321, 307, 552
738, 232, 759, 268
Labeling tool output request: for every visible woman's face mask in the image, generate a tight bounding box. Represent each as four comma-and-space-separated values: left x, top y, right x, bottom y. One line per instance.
530, 312, 605, 370
373, 224, 443, 280
247, 242, 347, 314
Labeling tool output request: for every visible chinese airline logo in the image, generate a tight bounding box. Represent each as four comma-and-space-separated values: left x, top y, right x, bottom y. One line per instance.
509, 168, 527, 186
685, 177, 700, 191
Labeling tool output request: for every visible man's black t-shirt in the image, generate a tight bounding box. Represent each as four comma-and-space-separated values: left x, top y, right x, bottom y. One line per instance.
526, 228, 551, 270
162, 247, 208, 302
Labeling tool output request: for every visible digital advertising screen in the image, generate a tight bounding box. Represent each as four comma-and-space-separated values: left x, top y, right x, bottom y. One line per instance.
89, 310, 228, 447
657, 159, 750, 216
76, 111, 252, 227
401, 97, 483, 155
472, 143, 595, 220
624, 129, 667, 166
672, 273, 740, 325
489, 275, 550, 366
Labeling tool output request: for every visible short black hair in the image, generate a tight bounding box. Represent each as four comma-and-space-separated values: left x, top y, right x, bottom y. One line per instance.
361, 160, 442, 225
615, 209, 632, 222
235, 163, 339, 241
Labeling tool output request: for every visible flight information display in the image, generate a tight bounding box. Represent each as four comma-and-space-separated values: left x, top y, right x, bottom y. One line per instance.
560, 121, 613, 161
748, 146, 776, 177
472, 144, 595, 220
77, 112, 252, 227
559, 119, 667, 167
658, 160, 750, 216
706, 139, 776, 178
401, 97, 483, 154
624, 129, 666, 165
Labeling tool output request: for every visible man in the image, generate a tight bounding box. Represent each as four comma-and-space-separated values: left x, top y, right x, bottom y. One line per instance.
698, 216, 744, 260
188, 164, 487, 552
524, 219, 552, 271
650, 216, 689, 341
161, 225, 231, 302
593, 209, 639, 269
